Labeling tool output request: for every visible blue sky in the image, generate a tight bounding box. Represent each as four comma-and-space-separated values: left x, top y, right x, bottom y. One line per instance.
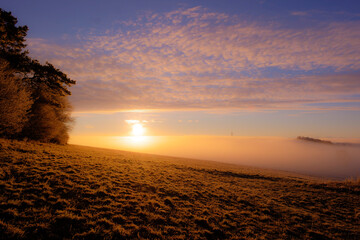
2, 0, 360, 138
4, 1, 360, 38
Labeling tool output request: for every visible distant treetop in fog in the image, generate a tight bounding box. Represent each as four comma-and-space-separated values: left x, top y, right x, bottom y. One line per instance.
297, 136, 333, 145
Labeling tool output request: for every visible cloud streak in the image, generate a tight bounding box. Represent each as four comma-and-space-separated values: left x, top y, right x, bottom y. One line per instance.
27, 6, 360, 112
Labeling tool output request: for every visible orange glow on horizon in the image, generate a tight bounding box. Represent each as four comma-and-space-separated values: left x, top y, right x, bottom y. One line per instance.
69, 135, 360, 179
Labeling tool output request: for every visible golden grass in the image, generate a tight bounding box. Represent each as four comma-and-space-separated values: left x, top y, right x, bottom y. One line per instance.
0, 138, 359, 239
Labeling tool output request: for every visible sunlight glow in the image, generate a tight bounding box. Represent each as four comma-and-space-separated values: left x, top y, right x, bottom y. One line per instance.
124, 136, 150, 146
113, 136, 156, 149
131, 123, 145, 136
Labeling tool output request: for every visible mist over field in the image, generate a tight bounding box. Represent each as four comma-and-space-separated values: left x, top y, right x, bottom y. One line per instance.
70, 136, 360, 179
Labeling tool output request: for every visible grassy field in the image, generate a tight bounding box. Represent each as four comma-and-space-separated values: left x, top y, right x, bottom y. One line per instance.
0, 138, 359, 239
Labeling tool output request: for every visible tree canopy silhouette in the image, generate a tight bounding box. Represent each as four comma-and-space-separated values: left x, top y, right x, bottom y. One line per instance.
0, 8, 76, 144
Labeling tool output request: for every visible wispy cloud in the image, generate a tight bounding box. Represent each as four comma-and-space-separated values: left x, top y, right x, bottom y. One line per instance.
291, 11, 308, 16
27, 6, 360, 112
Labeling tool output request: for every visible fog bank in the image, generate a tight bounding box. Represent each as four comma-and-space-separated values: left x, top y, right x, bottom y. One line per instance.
70, 136, 360, 179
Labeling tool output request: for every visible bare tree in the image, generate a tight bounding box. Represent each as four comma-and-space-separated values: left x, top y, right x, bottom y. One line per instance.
0, 59, 32, 136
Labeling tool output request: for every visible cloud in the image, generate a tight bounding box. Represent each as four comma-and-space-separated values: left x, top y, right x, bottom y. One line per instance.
125, 120, 140, 124
291, 11, 308, 16
125, 119, 149, 125
27, 7, 360, 112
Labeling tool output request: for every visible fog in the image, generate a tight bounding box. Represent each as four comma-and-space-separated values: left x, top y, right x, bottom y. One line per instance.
70, 136, 360, 179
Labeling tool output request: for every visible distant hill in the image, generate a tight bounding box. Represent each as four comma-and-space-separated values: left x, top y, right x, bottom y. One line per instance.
0, 138, 359, 239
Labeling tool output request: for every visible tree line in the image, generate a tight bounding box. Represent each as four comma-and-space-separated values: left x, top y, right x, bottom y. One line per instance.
0, 8, 75, 144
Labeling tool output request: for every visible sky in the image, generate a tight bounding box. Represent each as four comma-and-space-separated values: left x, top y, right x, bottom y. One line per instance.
2, 0, 360, 139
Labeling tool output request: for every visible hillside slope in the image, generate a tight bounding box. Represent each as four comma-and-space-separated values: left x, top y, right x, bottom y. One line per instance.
0, 138, 359, 239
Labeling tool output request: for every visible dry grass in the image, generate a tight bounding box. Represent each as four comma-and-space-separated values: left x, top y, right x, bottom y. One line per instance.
0, 138, 359, 239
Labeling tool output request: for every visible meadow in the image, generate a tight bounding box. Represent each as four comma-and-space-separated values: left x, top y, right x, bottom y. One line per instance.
0, 138, 359, 239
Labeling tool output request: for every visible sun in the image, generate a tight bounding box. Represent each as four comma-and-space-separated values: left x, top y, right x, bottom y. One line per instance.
131, 123, 145, 136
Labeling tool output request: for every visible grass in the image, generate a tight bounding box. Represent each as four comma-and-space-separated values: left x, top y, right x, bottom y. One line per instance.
0, 138, 359, 239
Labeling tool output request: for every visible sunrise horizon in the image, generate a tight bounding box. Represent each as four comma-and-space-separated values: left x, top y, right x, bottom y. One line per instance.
1, 1, 360, 239
2, 1, 360, 142
3, 0, 360, 186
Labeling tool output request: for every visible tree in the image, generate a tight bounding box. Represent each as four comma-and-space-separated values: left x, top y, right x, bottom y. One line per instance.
22, 62, 74, 144
0, 8, 76, 144
22, 96, 72, 144
0, 59, 32, 137
0, 8, 30, 72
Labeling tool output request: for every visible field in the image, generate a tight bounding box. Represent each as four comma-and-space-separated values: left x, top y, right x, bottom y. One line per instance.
0, 138, 359, 239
